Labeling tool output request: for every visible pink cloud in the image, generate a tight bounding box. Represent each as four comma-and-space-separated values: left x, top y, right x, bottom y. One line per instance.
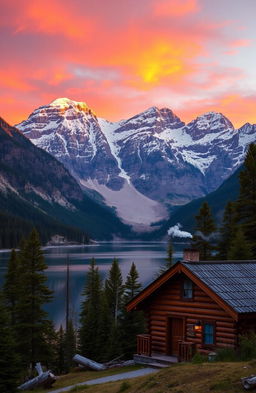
0, 0, 255, 129
153, 0, 200, 17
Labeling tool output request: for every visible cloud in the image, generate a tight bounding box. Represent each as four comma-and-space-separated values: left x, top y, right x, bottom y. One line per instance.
0, 69, 35, 91
15, 0, 94, 39
153, 0, 200, 17
73, 67, 121, 82
0, 0, 255, 128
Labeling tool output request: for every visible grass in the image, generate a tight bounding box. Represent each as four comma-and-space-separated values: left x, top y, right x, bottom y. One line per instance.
23, 361, 256, 393
22, 365, 142, 393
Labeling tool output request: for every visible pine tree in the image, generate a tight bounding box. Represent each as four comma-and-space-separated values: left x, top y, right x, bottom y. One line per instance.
227, 227, 253, 260
158, 238, 174, 276
64, 320, 76, 372
3, 249, 20, 326
56, 326, 65, 374
191, 202, 216, 260
105, 258, 124, 325
102, 259, 124, 360
237, 143, 256, 256
97, 291, 113, 362
123, 263, 142, 303
14, 229, 53, 369
120, 263, 144, 358
0, 292, 21, 393
166, 237, 173, 268
79, 258, 105, 361
38, 319, 58, 371
217, 202, 238, 259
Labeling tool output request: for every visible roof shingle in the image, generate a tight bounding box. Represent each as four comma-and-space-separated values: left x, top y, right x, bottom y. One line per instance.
183, 261, 256, 313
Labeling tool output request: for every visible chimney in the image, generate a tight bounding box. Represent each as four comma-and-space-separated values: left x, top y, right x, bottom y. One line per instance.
183, 248, 200, 262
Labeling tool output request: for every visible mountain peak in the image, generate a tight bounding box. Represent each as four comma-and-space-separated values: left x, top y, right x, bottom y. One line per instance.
132, 106, 184, 128
50, 97, 89, 112
194, 111, 233, 125
186, 111, 234, 140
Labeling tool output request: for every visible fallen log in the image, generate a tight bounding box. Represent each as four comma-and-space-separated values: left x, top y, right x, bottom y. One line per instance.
241, 375, 256, 390
18, 362, 56, 390
73, 354, 106, 371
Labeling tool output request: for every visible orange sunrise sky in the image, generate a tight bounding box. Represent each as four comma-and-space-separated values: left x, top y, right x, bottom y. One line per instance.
0, 0, 256, 127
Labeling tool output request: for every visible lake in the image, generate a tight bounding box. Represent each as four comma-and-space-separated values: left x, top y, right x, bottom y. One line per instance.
0, 241, 186, 328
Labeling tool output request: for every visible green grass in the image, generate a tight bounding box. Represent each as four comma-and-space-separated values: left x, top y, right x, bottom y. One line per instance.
22, 361, 256, 393
22, 365, 142, 393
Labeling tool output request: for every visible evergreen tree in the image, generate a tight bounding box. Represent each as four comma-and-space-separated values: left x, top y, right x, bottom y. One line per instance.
166, 237, 173, 268
64, 320, 76, 371
97, 291, 113, 362
105, 258, 124, 325
217, 202, 238, 259
3, 249, 20, 325
120, 263, 144, 358
227, 227, 253, 260
38, 320, 58, 371
191, 202, 216, 260
14, 229, 53, 369
102, 259, 124, 360
56, 326, 66, 374
79, 258, 105, 361
123, 263, 142, 303
237, 143, 256, 256
0, 292, 21, 393
158, 238, 174, 276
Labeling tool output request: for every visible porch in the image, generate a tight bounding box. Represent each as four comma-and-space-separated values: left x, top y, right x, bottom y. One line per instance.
135, 334, 196, 366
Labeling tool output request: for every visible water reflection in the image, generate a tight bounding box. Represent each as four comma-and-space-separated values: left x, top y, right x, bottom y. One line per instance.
0, 242, 185, 327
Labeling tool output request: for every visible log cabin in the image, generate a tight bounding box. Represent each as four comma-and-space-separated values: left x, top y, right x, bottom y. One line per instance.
127, 250, 256, 363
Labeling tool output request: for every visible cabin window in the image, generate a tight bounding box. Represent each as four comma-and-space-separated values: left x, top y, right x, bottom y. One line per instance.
183, 279, 193, 299
203, 323, 215, 345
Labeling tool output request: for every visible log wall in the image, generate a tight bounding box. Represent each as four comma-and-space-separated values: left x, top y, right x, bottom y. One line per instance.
143, 273, 237, 355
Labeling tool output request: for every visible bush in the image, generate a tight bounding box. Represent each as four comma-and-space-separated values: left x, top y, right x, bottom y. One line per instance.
239, 333, 256, 360
215, 347, 237, 362
192, 352, 207, 364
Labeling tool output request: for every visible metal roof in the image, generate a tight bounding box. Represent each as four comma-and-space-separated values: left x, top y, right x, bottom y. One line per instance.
183, 261, 256, 313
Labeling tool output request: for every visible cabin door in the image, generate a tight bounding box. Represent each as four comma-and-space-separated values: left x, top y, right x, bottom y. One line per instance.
169, 317, 184, 355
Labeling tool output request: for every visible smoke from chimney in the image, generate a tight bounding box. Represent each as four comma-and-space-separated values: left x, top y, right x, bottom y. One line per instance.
168, 223, 193, 239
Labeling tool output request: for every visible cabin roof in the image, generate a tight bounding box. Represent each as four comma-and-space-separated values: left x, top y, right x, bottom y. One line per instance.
184, 261, 256, 313
127, 260, 256, 317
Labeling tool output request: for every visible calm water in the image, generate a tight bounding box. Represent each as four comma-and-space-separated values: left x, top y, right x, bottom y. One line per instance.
0, 242, 185, 327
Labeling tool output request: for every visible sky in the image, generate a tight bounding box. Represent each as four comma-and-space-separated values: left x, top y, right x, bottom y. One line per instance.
0, 0, 256, 127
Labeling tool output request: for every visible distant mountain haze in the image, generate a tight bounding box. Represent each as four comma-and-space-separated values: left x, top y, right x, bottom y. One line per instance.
17, 98, 256, 230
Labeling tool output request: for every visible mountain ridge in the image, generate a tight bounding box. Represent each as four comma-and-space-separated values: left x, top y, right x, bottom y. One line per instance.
16, 98, 256, 230
0, 116, 134, 245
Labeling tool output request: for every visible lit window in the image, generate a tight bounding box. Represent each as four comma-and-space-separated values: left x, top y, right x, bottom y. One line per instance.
204, 323, 214, 345
183, 279, 193, 299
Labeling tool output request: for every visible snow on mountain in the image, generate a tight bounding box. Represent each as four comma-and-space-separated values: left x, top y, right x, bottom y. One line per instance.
237, 123, 256, 161
19, 98, 124, 191
16, 98, 256, 229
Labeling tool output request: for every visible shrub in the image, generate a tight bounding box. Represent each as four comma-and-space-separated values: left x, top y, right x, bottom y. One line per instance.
192, 352, 206, 364
215, 347, 237, 362
239, 333, 256, 360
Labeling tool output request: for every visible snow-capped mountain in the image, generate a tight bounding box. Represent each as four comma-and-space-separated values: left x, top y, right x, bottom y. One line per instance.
20, 98, 123, 191
17, 98, 256, 229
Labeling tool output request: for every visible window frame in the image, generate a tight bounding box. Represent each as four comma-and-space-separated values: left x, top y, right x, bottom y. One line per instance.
181, 278, 194, 300
202, 321, 216, 347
